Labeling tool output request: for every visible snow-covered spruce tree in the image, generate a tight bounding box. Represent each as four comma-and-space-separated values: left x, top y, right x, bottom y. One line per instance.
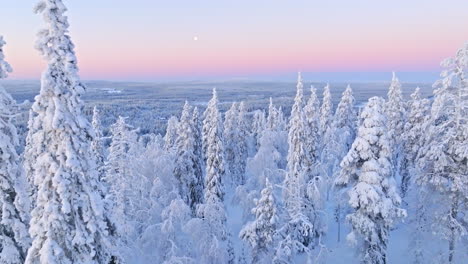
236, 101, 249, 185
319, 83, 333, 139
325, 85, 357, 183
195, 88, 232, 263
385, 72, 406, 180
332, 84, 357, 154
91, 106, 121, 263
0, 37, 11, 79
105, 116, 139, 240
303, 85, 320, 174
224, 102, 240, 186
25, 1, 113, 263
416, 43, 468, 263
266, 98, 287, 133
302, 85, 326, 242
400, 87, 430, 197
266, 97, 281, 131
91, 106, 105, 181
240, 178, 279, 263
192, 106, 204, 194
250, 109, 266, 154
173, 101, 203, 212
276, 73, 319, 263
335, 96, 406, 264
318, 84, 334, 197
283, 72, 307, 208
23, 109, 38, 206
0, 35, 30, 264
164, 116, 179, 150
235, 99, 288, 222
202, 88, 226, 203
328, 84, 357, 241
276, 106, 287, 132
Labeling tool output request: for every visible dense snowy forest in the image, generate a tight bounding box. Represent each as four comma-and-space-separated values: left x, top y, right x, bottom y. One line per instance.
0, 0, 466, 263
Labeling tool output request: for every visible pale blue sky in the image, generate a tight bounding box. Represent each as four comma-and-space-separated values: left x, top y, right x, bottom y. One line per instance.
1, 0, 467, 81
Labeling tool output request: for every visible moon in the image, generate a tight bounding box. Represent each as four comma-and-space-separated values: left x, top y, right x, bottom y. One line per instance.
193, 36, 198, 41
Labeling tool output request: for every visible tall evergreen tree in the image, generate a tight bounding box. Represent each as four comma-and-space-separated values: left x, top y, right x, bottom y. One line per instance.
196, 88, 232, 263
91, 106, 105, 182
25, 1, 112, 262
328, 85, 357, 241
385, 72, 406, 182
276, 73, 318, 262
240, 178, 278, 263
105, 116, 139, 238
335, 97, 406, 264
417, 43, 468, 263
202, 88, 226, 203
400, 87, 430, 197
319, 83, 333, 139
23, 108, 37, 207
266, 98, 287, 133
250, 109, 266, 154
266, 98, 280, 131
164, 116, 179, 150
192, 106, 204, 196
303, 85, 320, 173
284, 72, 307, 209
0, 35, 30, 264
91, 107, 121, 263
224, 102, 240, 185
332, 84, 357, 152
321, 84, 356, 182
174, 101, 204, 212
236, 101, 249, 185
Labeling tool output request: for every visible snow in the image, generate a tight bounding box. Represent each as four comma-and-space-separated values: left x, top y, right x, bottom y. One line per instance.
0, 0, 467, 262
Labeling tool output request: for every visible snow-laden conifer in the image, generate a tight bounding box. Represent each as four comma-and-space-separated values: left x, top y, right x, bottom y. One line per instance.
240, 178, 278, 263
266, 97, 286, 132
25, 1, 113, 262
303, 85, 320, 172
224, 102, 240, 185
91, 106, 105, 181
276, 73, 319, 262
284, 72, 307, 208
326, 85, 357, 241
336, 96, 406, 264
105, 116, 139, 239
332, 85, 357, 152
197, 88, 234, 263
192, 106, 204, 195
236, 101, 249, 185
319, 83, 333, 138
385, 72, 406, 182
202, 88, 226, 203
0, 35, 30, 264
250, 109, 266, 153
400, 87, 430, 197
416, 43, 468, 263
164, 116, 179, 150
174, 101, 203, 212
386, 72, 406, 144
324, 85, 357, 184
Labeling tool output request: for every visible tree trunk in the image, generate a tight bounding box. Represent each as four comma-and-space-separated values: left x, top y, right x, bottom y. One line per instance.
337, 204, 341, 243
448, 197, 458, 263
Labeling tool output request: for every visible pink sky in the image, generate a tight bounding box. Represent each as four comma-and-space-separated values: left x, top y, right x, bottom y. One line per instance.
2, 0, 467, 80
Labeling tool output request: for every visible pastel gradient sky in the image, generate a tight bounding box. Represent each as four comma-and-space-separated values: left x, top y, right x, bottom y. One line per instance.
1, 0, 467, 81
